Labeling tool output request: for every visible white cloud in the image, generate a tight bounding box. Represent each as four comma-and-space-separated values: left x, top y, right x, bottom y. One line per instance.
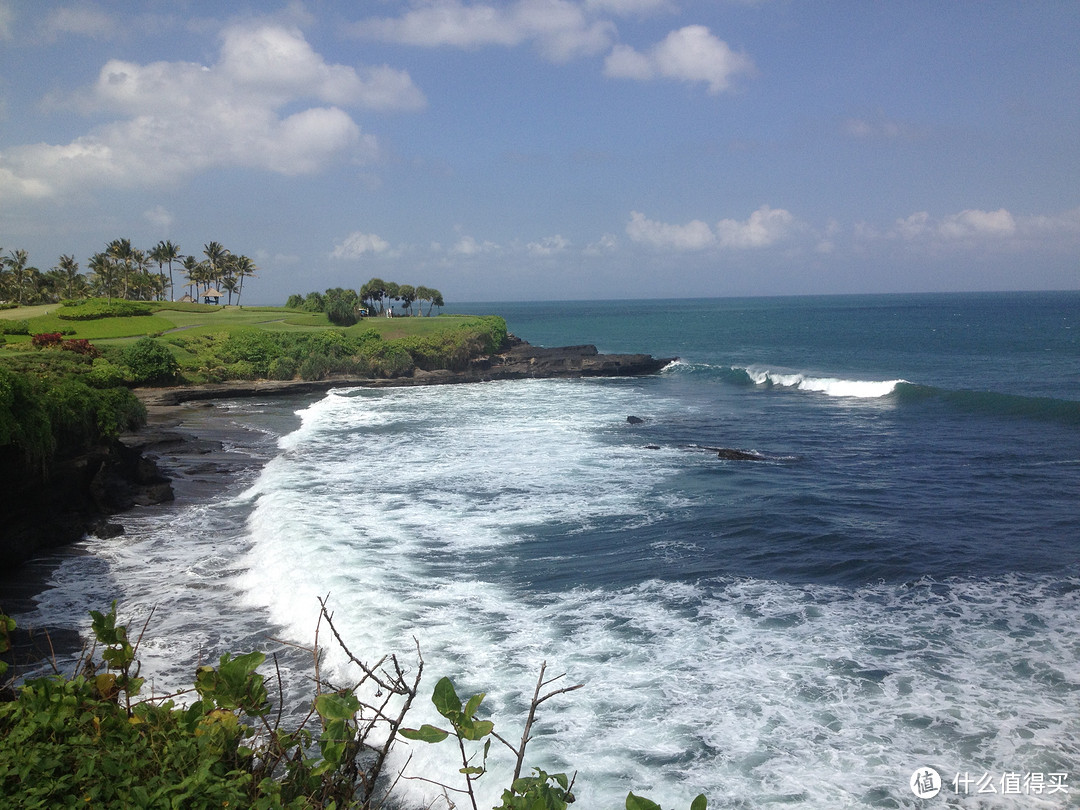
585, 233, 618, 254
452, 235, 501, 255
626, 211, 716, 250
715, 205, 796, 248
938, 208, 1016, 239
143, 205, 174, 231
627, 206, 797, 252
891, 208, 1018, 242
0, 22, 424, 200
355, 0, 615, 62
332, 231, 391, 259
527, 234, 570, 255
873, 207, 1080, 254
605, 25, 754, 93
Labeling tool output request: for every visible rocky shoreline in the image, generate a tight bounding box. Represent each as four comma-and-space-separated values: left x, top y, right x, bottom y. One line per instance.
135, 336, 674, 406
2, 337, 673, 571
0, 338, 672, 673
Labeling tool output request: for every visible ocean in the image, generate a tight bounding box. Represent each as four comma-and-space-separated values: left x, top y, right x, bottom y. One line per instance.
14, 292, 1080, 808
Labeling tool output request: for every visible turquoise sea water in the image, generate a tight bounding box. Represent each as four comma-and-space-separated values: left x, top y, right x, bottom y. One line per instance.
19, 292, 1080, 808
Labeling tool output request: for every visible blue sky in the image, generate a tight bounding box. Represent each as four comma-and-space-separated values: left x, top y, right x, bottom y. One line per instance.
1, 1, 1078, 304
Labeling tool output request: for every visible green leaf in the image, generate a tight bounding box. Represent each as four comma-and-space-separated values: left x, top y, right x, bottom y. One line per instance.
690, 795, 707, 810
627, 793, 663, 810
432, 676, 462, 719
464, 691, 485, 718
399, 724, 450, 743
460, 718, 494, 740
315, 692, 361, 721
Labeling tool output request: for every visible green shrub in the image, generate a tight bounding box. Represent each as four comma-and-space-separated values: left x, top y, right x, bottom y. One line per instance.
0, 366, 54, 469
299, 353, 332, 381
121, 338, 179, 385
0, 320, 29, 336
268, 356, 297, 381
86, 359, 127, 389
56, 299, 154, 321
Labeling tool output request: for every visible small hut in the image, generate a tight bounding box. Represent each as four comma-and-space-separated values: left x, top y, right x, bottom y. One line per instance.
202, 289, 223, 305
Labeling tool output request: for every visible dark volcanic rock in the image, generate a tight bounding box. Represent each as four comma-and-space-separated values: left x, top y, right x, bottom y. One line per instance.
0, 437, 174, 571
627, 415, 645, 424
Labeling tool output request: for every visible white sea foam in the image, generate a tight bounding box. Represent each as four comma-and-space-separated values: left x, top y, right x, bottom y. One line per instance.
748, 368, 906, 399
229, 382, 1079, 809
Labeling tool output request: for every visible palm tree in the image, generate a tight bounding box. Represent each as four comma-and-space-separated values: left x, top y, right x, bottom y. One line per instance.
150, 240, 181, 301
221, 275, 238, 305
180, 256, 200, 300
89, 252, 117, 302
202, 241, 229, 295
231, 255, 256, 307
7, 249, 32, 305
55, 254, 81, 301
106, 238, 133, 299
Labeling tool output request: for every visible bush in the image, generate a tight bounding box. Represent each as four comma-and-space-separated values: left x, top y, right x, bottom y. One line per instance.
31, 332, 64, 349
56, 299, 154, 321
0, 320, 29, 336
121, 338, 179, 385
85, 359, 127, 389
268, 356, 298, 381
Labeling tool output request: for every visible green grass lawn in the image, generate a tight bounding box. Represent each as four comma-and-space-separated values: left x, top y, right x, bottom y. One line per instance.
1, 302, 489, 350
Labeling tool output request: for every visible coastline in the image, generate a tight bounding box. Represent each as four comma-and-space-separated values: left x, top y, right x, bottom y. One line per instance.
1, 338, 672, 676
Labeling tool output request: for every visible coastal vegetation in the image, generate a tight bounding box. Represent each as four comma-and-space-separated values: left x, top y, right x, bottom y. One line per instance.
0, 603, 706, 810
1, 240, 255, 306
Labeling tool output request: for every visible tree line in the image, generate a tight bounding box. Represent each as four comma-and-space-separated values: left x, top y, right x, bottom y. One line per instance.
286, 278, 445, 325
0, 240, 256, 307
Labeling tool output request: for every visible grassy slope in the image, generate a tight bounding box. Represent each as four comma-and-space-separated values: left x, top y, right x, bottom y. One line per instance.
1, 303, 480, 346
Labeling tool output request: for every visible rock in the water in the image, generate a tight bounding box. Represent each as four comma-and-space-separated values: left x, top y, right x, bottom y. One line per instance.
627, 415, 645, 424
716, 448, 765, 461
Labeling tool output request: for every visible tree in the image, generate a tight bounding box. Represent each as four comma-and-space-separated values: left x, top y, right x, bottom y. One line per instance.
202, 241, 229, 295
150, 240, 181, 301
361, 277, 387, 314
180, 256, 200, 299
6, 249, 34, 305
106, 238, 133, 300
231, 254, 256, 306
55, 254, 82, 300
89, 252, 118, 303
397, 283, 416, 316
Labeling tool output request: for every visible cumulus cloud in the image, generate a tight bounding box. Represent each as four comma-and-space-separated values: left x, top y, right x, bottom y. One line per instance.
627, 205, 796, 251
332, 231, 391, 259
452, 235, 501, 255
626, 211, 716, 250
0, 22, 424, 200
355, 0, 615, 62
527, 234, 570, 255
891, 208, 1018, 242
715, 205, 796, 248
605, 25, 754, 93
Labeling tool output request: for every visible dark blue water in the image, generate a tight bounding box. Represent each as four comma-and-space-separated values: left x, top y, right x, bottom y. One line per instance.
461, 292, 1080, 589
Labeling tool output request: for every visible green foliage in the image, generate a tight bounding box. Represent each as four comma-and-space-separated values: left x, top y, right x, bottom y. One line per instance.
0, 605, 708, 809
0, 319, 29, 335
0, 365, 55, 469
497, 769, 574, 810
121, 337, 179, 385
56, 299, 154, 320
